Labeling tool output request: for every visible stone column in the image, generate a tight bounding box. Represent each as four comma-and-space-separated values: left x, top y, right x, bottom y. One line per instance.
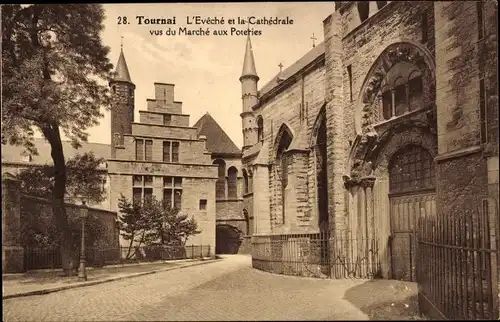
362, 176, 376, 277
2, 174, 24, 273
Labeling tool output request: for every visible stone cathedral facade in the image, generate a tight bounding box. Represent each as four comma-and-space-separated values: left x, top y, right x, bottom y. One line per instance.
242, 0, 498, 282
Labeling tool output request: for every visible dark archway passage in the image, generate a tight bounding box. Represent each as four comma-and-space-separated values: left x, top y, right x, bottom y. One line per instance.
215, 224, 241, 254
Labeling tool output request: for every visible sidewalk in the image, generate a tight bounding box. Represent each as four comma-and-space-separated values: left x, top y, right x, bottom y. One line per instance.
2, 257, 221, 299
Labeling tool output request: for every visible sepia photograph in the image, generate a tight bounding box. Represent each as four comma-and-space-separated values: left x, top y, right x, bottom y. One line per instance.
1, 1, 499, 321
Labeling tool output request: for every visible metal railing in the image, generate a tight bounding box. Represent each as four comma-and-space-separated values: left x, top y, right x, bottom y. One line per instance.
24, 245, 212, 271
251, 231, 380, 279
417, 199, 499, 320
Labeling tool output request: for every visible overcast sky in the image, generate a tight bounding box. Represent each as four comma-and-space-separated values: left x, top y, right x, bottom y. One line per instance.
81, 3, 334, 148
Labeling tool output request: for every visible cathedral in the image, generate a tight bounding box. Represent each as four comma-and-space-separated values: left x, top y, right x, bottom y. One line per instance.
241, 0, 499, 291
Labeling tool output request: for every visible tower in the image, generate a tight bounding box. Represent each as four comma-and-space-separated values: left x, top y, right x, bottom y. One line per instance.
240, 35, 259, 151
109, 45, 135, 158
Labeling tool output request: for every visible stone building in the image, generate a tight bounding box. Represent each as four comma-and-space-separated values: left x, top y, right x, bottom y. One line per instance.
243, 0, 498, 284
194, 113, 249, 254
107, 48, 218, 250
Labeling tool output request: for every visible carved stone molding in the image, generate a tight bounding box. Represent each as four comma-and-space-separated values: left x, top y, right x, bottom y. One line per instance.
342, 175, 376, 190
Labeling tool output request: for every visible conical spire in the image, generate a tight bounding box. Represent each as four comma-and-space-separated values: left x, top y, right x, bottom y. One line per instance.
113, 46, 133, 84
240, 35, 259, 80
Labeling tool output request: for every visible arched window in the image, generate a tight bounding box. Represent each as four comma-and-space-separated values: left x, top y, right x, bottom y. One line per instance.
408, 70, 423, 111
257, 116, 264, 142
357, 2, 370, 23
243, 169, 249, 194
315, 112, 329, 231
393, 77, 407, 117
378, 62, 424, 121
213, 159, 226, 199
381, 84, 393, 120
248, 170, 253, 193
227, 167, 238, 199
244, 209, 251, 235
276, 126, 293, 224
389, 145, 435, 195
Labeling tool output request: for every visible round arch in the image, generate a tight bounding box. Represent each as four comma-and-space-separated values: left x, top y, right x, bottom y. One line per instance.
353, 40, 436, 136
215, 224, 243, 254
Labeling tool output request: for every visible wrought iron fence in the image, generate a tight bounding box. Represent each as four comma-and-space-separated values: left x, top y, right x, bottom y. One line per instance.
24, 244, 212, 271
417, 199, 499, 320
251, 231, 380, 279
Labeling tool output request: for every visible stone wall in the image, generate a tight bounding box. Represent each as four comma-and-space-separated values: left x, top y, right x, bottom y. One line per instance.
2, 174, 120, 273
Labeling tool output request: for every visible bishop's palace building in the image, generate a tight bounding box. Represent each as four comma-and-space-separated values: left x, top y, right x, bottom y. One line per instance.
3, 1, 498, 311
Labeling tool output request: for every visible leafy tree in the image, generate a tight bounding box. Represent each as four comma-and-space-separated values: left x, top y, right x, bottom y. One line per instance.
16, 152, 107, 206
117, 194, 149, 259
2, 4, 113, 273
117, 195, 201, 259
143, 197, 200, 246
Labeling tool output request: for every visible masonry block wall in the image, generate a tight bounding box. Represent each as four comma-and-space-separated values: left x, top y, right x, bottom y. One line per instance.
108, 82, 218, 252
433, 1, 496, 216
245, 55, 326, 235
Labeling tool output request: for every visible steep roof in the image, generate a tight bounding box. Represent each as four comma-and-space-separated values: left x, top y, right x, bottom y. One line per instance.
193, 113, 241, 156
240, 35, 259, 80
258, 42, 325, 98
112, 49, 133, 83
1, 138, 110, 165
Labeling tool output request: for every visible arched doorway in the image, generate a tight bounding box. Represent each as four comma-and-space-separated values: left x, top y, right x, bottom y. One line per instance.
389, 144, 436, 281
215, 224, 241, 254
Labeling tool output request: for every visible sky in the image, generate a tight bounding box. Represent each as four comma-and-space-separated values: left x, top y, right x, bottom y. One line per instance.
82, 3, 334, 149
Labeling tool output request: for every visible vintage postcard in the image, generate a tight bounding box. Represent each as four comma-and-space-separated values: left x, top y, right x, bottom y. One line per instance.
2, 2, 499, 321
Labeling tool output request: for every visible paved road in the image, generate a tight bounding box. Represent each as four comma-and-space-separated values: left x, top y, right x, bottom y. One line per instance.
3, 255, 369, 321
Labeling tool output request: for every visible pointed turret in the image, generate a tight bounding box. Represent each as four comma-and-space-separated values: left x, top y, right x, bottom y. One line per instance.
109, 44, 135, 158
240, 35, 259, 81
239, 35, 259, 150
113, 48, 134, 84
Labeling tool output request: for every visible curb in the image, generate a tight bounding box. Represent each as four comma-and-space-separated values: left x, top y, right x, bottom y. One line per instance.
3, 258, 223, 300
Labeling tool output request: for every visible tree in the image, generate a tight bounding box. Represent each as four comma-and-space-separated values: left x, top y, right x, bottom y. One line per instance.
16, 152, 107, 205
143, 197, 200, 246
2, 4, 113, 273
117, 194, 149, 259
117, 195, 201, 259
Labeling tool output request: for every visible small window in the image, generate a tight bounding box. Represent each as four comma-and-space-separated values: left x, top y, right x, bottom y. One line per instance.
112, 86, 116, 93
136, 139, 144, 161
477, 1, 484, 40
421, 11, 429, 44
199, 199, 207, 210
145, 140, 153, 161
479, 78, 487, 144
172, 142, 179, 163
347, 65, 353, 102
357, 2, 370, 23
376, 1, 387, 10
129, 89, 133, 97
382, 90, 393, 120
163, 114, 171, 125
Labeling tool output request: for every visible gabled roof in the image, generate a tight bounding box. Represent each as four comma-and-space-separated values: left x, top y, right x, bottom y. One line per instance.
1, 138, 110, 165
258, 42, 325, 98
193, 113, 241, 156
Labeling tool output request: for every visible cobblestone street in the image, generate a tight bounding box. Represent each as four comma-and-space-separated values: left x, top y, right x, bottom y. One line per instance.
3, 255, 371, 321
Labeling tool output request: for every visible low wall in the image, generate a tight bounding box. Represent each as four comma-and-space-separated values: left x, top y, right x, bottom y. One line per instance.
2, 174, 119, 273
251, 231, 381, 279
